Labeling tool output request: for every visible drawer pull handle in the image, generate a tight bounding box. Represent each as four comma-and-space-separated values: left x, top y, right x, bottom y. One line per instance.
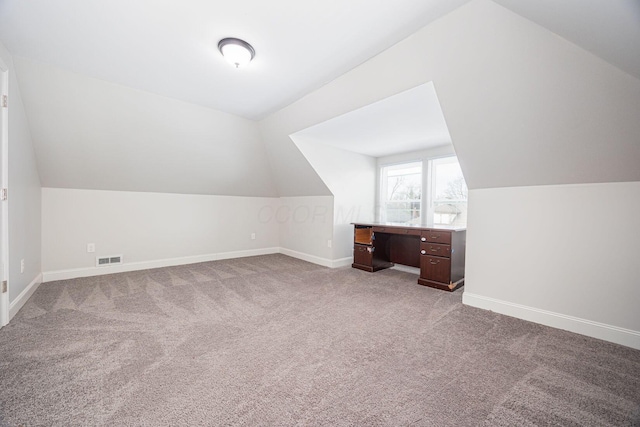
430, 248, 439, 252
420, 250, 426, 255
430, 235, 439, 239
430, 260, 439, 265
421, 237, 426, 242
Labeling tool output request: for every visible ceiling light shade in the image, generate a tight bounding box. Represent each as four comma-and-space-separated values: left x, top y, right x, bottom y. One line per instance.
218, 38, 255, 68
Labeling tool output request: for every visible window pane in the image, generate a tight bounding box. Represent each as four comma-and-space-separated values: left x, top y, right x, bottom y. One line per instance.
381, 162, 421, 223
432, 157, 467, 227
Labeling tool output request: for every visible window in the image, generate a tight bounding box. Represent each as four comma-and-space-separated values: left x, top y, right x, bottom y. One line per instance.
378, 156, 467, 227
430, 157, 468, 227
380, 162, 422, 224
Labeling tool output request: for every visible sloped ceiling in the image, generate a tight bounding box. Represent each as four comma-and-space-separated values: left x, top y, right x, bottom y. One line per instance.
14, 58, 277, 196
0, 0, 472, 120
1, 0, 637, 120
1, 0, 639, 197
291, 83, 451, 158
493, 0, 640, 80
259, 0, 640, 195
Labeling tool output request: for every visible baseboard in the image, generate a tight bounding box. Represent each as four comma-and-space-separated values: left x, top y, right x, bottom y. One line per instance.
463, 292, 640, 350
279, 248, 334, 268
216, 248, 280, 261
330, 257, 353, 268
42, 247, 350, 283
43, 248, 280, 282
9, 273, 43, 320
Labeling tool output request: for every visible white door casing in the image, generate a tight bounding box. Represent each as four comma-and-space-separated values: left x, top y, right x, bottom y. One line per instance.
0, 57, 9, 328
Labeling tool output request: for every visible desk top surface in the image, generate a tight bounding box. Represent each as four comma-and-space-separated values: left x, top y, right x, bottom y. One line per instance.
352, 222, 466, 232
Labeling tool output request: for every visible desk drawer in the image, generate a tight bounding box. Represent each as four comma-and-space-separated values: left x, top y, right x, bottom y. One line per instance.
420, 255, 451, 284
398, 228, 422, 236
373, 226, 421, 236
354, 226, 373, 245
421, 230, 452, 244
420, 243, 451, 258
353, 244, 373, 267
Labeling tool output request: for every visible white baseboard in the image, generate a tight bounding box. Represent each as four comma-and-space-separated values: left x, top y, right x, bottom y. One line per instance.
463, 292, 640, 350
278, 248, 334, 268
330, 257, 353, 269
43, 248, 280, 282
216, 248, 280, 261
9, 273, 43, 320
42, 248, 351, 283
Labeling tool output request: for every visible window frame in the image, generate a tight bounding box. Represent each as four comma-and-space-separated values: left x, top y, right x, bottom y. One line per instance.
379, 161, 423, 224
377, 155, 467, 227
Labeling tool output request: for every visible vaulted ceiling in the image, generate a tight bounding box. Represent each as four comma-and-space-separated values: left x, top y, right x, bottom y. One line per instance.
1, 0, 639, 197
259, 0, 640, 196
0, 0, 472, 120
2, 0, 637, 120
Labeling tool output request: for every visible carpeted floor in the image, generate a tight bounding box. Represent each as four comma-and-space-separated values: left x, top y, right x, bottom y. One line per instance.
0, 254, 638, 426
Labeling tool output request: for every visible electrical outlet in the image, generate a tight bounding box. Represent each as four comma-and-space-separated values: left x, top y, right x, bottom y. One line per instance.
251, 233, 256, 240
327, 240, 332, 248
20, 259, 25, 273
87, 243, 95, 253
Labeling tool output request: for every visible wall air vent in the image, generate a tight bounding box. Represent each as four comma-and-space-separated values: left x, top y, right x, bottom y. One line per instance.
96, 255, 123, 267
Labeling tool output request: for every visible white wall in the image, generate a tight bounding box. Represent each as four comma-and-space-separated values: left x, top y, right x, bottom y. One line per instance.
292, 138, 376, 261
277, 196, 335, 266
463, 182, 640, 349
0, 41, 42, 315
41, 188, 280, 279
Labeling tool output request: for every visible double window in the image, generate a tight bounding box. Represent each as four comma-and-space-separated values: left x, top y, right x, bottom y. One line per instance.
379, 156, 467, 227
380, 162, 422, 224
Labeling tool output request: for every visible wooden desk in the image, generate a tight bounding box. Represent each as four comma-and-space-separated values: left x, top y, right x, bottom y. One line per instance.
352, 222, 466, 292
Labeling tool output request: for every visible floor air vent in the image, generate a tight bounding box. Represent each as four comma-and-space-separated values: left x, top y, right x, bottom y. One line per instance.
96, 255, 123, 267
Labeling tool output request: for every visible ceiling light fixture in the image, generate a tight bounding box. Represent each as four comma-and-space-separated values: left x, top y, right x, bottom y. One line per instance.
218, 38, 255, 68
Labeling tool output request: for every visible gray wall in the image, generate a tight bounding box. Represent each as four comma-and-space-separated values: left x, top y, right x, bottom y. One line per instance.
464, 183, 640, 349
0, 41, 42, 307
41, 188, 281, 277
292, 138, 377, 261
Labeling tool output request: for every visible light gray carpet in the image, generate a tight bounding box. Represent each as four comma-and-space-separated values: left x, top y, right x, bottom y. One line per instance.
0, 254, 638, 426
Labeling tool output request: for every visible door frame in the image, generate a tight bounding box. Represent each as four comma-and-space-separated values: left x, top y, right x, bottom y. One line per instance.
0, 56, 9, 328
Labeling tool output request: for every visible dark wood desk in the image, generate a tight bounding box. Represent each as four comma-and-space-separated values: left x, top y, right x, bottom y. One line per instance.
351, 222, 466, 291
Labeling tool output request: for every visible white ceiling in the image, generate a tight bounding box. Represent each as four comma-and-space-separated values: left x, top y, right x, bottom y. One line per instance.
0, 0, 471, 120
2, 0, 637, 121
291, 82, 451, 158
492, 0, 640, 80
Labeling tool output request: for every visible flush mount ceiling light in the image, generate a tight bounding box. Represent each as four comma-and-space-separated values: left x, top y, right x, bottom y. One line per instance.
218, 37, 255, 68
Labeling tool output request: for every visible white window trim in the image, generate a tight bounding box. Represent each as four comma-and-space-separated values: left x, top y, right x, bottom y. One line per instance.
377, 159, 423, 223
377, 154, 467, 226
